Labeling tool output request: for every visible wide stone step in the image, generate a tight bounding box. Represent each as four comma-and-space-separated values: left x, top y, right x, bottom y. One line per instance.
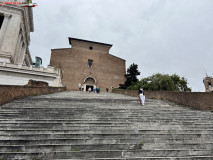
0, 138, 150, 145
0, 122, 212, 128
2, 112, 211, 119
143, 143, 213, 150
0, 125, 132, 129
122, 150, 213, 157
0, 127, 211, 134
1, 113, 211, 119
0, 137, 212, 145
0, 150, 212, 159
0, 122, 213, 127
3, 143, 213, 152
0, 129, 212, 135
52, 157, 213, 160
1, 143, 212, 152
0, 133, 212, 140
0, 119, 212, 124
1, 108, 210, 114
0, 144, 131, 152
0, 123, 133, 127
0, 107, 210, 112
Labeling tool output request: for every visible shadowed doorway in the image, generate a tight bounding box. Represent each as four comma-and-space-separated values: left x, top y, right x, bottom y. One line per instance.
83, 77, 96, 91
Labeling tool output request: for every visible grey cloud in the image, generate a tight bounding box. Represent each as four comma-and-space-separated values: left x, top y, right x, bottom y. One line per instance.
29, 0, 213, 91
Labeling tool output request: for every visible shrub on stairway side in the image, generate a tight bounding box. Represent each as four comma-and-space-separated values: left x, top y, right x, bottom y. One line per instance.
128, 73, 191, 92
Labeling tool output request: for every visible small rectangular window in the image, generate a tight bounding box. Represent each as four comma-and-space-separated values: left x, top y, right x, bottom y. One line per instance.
114, 76, 118, 80
88, 59, 93, 67
0, 15, 4, 29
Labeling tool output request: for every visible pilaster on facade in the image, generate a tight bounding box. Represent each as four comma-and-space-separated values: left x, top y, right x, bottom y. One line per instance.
19, 42, 26, 64
20, 46, 26, 64
11, 16, 21, 58
14, 29, 22, 63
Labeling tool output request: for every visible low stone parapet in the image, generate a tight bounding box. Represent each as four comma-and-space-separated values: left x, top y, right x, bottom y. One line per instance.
0, 62, 63, 87
0, 85, 66, 105
112, 89, 213, 111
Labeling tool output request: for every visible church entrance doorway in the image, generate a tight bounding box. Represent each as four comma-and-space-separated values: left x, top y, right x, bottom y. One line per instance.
86, 85, 94, 91
83, 77, 96, 92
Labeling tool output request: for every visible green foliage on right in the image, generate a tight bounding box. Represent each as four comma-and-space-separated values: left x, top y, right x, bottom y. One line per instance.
128, 73, 191, 92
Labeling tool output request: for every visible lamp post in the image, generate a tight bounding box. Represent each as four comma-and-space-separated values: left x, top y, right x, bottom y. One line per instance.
78, 83, 81, 91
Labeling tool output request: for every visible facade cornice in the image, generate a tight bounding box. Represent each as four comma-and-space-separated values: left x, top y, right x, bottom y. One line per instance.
69, 37, 113, 47
0, 66, 58, 78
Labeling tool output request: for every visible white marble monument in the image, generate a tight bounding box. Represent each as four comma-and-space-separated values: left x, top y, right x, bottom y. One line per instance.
0, 0, 33, 65
0, 1, 63, 87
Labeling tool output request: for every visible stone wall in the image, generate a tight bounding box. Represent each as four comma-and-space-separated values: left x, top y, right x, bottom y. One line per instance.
0, 85, 66, 105
112, 89, 213, 111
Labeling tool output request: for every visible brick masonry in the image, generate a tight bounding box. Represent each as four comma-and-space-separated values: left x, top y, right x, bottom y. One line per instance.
0, 85, 66, 105
112, 89, 213, 111
50, 38, 126, 92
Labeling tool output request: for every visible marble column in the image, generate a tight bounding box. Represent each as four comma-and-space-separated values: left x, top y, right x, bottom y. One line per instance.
14, 32, 22, 63
19, 43, 26, 64
11, 17, 21, 59
16, 40, 23, 64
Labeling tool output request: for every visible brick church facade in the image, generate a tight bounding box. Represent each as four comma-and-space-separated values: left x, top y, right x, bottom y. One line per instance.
50, 37, 126, 92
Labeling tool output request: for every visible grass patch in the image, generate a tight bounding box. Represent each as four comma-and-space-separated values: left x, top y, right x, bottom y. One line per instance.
72, 149, 80, 151
139, 141, 144, 145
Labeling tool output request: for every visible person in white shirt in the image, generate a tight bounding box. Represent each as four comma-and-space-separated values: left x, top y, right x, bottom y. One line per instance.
138, 87, 145, 106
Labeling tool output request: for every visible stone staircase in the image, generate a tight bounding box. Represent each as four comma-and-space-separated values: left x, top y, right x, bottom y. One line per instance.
0, 91, 213, 160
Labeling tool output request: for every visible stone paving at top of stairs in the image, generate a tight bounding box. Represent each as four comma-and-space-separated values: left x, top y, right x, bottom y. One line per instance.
0, 91, 213, 160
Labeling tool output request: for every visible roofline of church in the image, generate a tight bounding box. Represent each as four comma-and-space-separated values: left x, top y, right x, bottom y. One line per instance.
109, 54, 126, 62
51, 48, 70, 50
68, 37, 113, 47
51, 48, 125, 61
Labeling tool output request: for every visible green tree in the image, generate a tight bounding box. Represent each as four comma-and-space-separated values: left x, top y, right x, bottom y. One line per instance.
120, 63, 140, 89
128, 73, 191, 92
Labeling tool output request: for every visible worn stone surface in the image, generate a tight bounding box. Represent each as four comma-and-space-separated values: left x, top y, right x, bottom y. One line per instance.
0, 91, 213, 159
203, 76, 213, 92
26, 79, 49, 87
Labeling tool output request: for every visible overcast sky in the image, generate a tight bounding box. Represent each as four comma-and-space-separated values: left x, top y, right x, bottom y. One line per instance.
29, 0, 213, 92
